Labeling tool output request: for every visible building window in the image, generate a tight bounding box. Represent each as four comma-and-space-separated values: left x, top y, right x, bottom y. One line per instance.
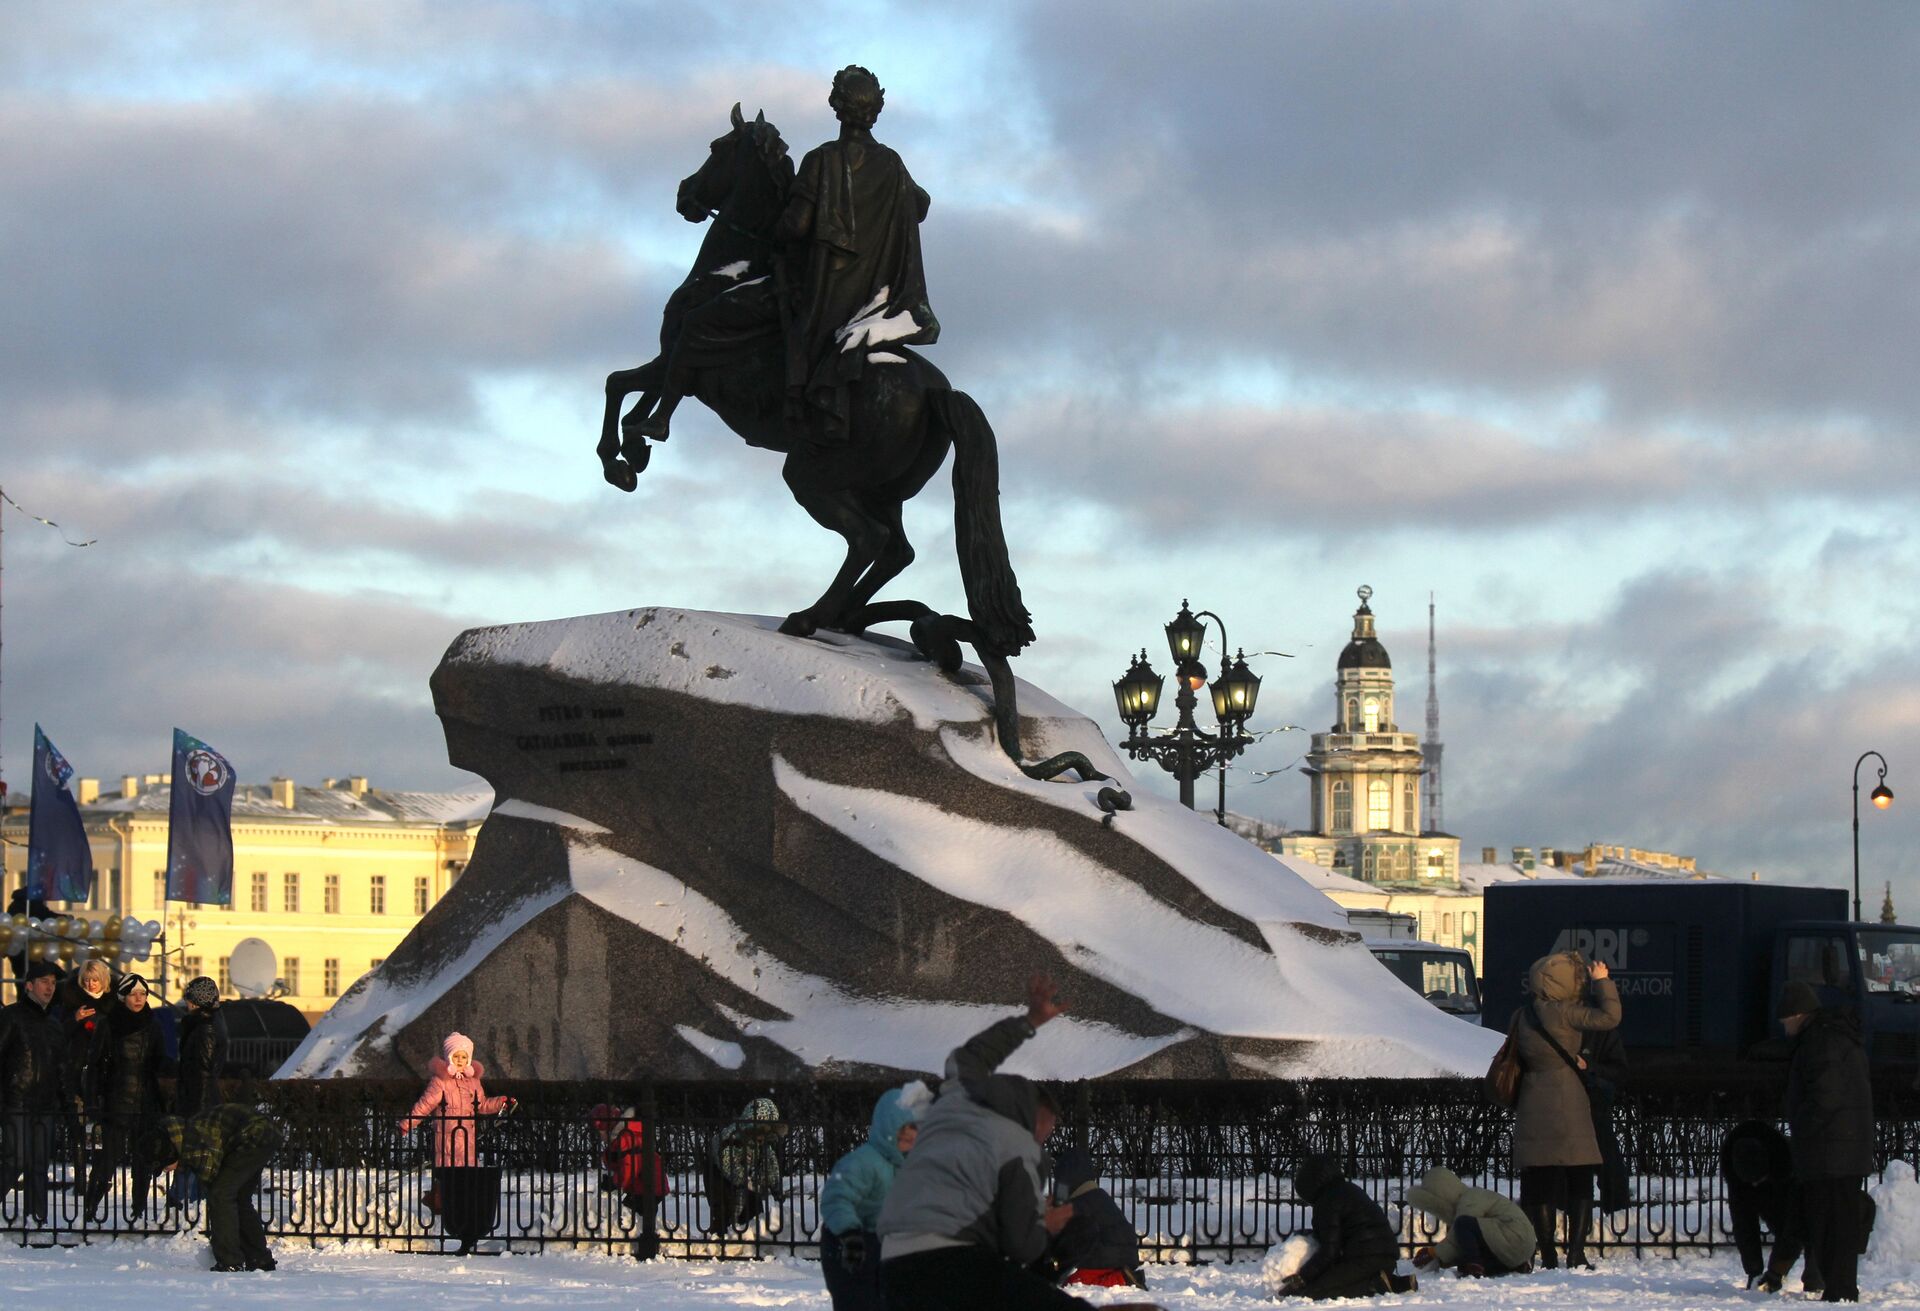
1427, 848, 1446, 872
1331, 780, 1352, 834
1403, 784, 1416, 832
218, 956, 232, 994
1363, 697, 1380, 732
324, 874, 340, 914
184, 955, 202, 979
1442, 913, 1455, 935
415, 876, 431, 916
284, 873, 300, 914
1345, 697, 1358, 730
371, 957, 385, 971
154, 871, 167, 907
324, 959, 340, 996
1368, 779, 1390, 832
251, 872, 269, 913
284, 958, 300, 996
369, 875, 386, 915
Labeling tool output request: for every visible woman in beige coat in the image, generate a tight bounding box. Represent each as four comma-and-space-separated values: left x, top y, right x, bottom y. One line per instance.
1510, 951, 1620, 1269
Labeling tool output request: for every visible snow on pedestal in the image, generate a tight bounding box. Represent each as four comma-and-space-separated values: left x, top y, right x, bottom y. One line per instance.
282, 607, 1497, 1081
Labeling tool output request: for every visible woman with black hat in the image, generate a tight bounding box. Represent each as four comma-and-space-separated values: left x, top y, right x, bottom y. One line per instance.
83, 972, 171, 1222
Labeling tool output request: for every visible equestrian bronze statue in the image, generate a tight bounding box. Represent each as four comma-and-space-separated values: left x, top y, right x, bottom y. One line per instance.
598, 68, 1103, 784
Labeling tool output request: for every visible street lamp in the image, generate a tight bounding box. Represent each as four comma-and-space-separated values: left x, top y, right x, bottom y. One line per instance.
1111, 601, 1262, 823
1853, 751, 1894, 921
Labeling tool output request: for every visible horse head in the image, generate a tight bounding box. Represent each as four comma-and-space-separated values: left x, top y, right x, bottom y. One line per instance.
675, 104, 793, 229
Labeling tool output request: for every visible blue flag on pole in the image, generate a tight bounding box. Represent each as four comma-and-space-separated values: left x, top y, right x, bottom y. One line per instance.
26, 724, 93, 903
165, 728, 236, 906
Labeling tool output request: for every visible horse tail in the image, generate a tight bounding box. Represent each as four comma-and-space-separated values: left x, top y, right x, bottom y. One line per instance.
931, 389, 1035, 658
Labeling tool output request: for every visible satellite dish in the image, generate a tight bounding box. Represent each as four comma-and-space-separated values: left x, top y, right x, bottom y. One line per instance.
228, 937, 278, 998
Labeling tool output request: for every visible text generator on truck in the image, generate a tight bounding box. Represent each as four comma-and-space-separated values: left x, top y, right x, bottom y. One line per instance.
1482, 880, 1920, 1070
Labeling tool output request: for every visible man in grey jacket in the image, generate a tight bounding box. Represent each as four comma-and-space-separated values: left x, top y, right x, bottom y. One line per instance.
877, 975, 1161, 1311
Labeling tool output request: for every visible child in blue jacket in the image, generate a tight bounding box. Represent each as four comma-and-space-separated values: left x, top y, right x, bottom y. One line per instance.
821, 1082, 930, 1311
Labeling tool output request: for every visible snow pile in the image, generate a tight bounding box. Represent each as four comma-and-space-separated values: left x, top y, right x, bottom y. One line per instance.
1868, 1159, 1920, 1267
1262, 1234, 1320, 1292
568, 838, 1190, 1078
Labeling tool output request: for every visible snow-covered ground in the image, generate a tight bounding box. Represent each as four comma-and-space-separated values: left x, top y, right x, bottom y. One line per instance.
6, 1240, 1920, 1310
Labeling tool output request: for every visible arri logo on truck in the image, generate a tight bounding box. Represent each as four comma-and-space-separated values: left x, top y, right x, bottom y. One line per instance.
1548, 926, 1676, 997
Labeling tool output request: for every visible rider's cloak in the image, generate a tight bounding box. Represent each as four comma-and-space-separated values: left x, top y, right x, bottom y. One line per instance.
779, 137, 940, 443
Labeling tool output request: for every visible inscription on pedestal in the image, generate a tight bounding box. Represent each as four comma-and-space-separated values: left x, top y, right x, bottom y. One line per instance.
519, 704, 648, 773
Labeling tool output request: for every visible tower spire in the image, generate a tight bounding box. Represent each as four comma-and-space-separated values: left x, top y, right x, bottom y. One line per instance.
1423, 592, 1443, 834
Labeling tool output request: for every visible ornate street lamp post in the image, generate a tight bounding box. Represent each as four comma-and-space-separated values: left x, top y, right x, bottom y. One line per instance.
1112, 601, 1261, 823
1853, 750, 1894, 921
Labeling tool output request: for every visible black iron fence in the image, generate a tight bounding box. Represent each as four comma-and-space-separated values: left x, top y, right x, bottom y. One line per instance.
6, 1077, 1917, 1259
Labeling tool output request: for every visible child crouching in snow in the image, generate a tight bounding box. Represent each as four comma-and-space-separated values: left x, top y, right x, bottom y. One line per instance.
1405, 1167, 1536, 1277
702, 1096, 786, 1235
820, 1082, 930, 1311
1047, 1145, 1147, 1290
1274, 1154, 1415, 1299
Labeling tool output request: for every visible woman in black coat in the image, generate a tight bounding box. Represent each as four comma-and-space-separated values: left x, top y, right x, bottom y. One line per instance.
83, 973, 171, 1221
1572, 986, 1632, 1267
174, 977, 229, 1116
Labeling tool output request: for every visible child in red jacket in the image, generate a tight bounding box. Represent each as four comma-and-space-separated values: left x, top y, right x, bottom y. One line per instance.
590, 1102, 671, 1259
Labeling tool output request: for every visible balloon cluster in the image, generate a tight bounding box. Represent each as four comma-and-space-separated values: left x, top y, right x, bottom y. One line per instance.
0, 913, 162, 968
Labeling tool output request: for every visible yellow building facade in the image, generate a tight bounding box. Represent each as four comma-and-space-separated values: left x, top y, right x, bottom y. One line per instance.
2, 774, 487, 1019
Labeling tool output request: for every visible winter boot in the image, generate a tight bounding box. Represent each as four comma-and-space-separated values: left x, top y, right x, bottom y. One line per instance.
1527, 1204, 1560, 1269
1384, 1272, 1419, 1294
1564, 1197, 1595, 1269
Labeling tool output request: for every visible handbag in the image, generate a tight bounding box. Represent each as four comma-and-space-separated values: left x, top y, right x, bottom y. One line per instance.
1485, 1023, 1523, 1106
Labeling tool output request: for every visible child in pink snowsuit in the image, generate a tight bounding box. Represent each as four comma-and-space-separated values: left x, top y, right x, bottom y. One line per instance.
400, 1033, 515, 1253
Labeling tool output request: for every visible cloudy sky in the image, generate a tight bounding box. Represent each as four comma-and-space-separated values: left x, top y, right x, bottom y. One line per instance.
4, 2, 1917, 903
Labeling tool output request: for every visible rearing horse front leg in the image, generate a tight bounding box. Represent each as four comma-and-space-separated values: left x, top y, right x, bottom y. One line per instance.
598, 364, 657, 492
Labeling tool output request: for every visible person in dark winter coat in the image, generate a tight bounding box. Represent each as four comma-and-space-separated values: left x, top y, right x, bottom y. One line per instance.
702, 1095, 786, 1235
1722, 1119, 1820, 1294
1047, 1145, 1146, 1290
1511, 951, 1621, 1269
146, 1103, 286, 1271
877, 974, 1162, 1311
58, 960, 114, 1090
589, 1102, 672, 1260
0, 961, 72, 1223
819, 1082, 926, 1310
56, 961, 113, 1190
84, 972, 171, 1221
1574, 987, 1631, 1265
1780, 982, 1874, 1303
174, 977, 229, 1116
1276, 1154, 1414, 1299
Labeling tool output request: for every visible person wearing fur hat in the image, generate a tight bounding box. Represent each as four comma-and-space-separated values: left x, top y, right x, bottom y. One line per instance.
820, 1082, 929, 1309
83, 971, 171, 1222
399, 1032, 516, 1255
175, 976, 229, 1117
589, 1101, 672, 1260
702, 1094, 787, 1235
0, 960, 72, 1224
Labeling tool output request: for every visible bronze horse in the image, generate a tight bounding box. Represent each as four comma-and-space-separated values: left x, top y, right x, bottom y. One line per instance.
600, 107, 1105, 782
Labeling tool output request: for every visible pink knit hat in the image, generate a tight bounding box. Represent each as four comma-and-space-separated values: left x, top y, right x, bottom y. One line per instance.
443, 1032, 475, 1061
